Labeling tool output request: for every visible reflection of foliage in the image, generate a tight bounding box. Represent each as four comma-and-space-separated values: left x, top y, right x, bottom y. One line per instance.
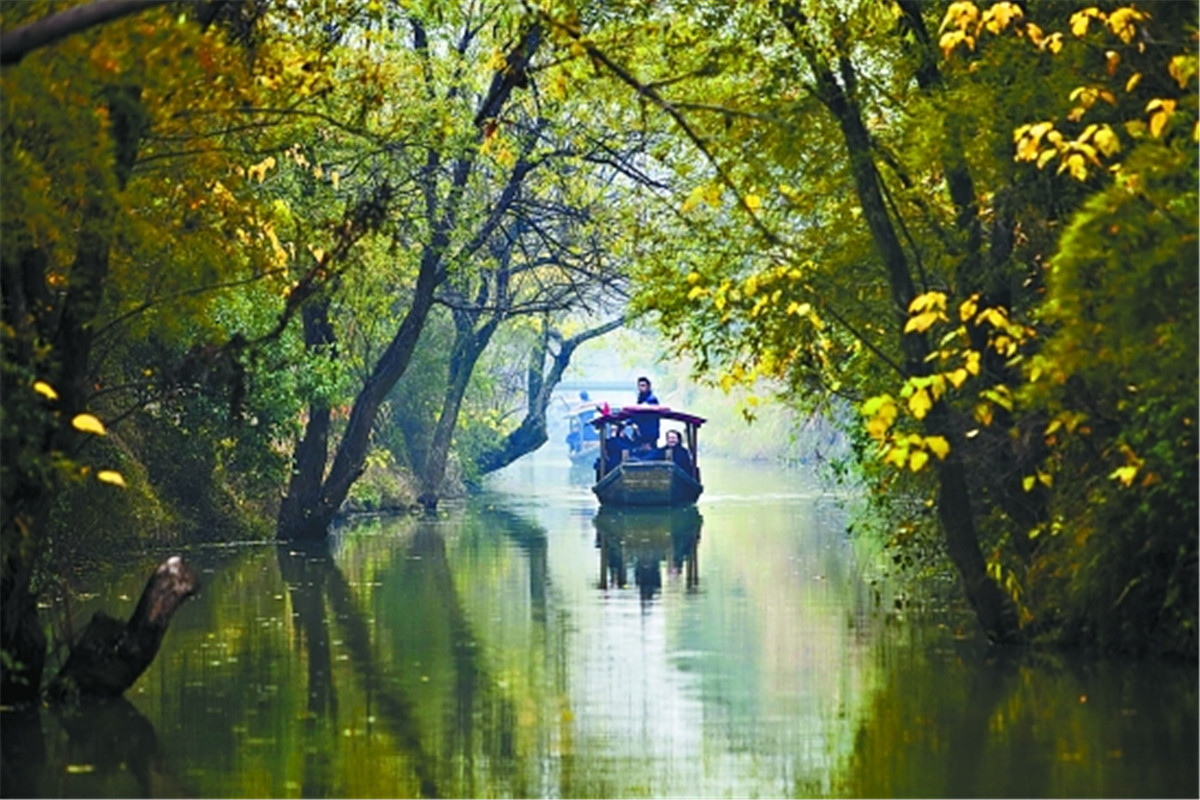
836, 637, 1199, 799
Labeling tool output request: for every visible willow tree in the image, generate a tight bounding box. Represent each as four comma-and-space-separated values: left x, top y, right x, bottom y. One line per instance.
538, 0, 1196, 649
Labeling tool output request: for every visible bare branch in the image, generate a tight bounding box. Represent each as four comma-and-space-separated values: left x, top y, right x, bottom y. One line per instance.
1, 0, 169, 66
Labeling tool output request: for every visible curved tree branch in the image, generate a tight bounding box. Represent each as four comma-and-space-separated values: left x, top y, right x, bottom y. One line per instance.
1, 0, 170, 66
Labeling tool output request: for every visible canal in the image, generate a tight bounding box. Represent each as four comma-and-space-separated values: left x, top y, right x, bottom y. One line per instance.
3, 456, 1196, 798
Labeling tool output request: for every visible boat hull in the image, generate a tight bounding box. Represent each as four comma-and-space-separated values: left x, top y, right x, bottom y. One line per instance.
568, 441, 600, 465
592, 460, 702, 507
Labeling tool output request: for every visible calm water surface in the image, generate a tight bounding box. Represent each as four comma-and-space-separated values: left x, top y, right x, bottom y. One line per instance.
3, 457, 1196, 798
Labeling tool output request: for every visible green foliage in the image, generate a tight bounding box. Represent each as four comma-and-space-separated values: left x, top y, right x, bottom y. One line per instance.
1021, 140, 1198, 653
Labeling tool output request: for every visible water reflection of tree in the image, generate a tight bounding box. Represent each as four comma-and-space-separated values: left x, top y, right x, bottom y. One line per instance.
593, 507, 702, 598
832, 636, 1200, 798
278, 540, 440, 797
1, 697, 185, 798
278, 519, 531, 798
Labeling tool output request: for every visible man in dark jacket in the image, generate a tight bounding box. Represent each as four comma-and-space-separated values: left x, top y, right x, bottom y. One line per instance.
634, 376, 660, 447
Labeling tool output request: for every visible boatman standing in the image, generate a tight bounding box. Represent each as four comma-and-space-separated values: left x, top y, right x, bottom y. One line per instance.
636, 376, 659, 405
634, 376, 660, 448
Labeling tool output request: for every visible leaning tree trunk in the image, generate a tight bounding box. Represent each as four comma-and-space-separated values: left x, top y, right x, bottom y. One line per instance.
474, 316, 624, 477
48, 556, 199, 702
416, 313, 499, 510
801, 42, 1021, 643
276, 25, 544, 541
278, 260, 441, 541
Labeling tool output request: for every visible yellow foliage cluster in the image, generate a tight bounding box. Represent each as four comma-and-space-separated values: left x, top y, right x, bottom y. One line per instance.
861, 292, 1038, 474
945, 3, 1196, 182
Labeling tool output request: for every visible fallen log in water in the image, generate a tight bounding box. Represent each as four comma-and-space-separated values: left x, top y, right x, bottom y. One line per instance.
48, 556, 199, 702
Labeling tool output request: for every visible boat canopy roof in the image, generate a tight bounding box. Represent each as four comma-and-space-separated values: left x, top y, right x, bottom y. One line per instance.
589, 405, 706, 429
564, 401, 602, 418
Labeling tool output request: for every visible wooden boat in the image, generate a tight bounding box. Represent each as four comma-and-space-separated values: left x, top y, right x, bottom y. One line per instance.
564, 401, 603, 464
589, 405, 705, 507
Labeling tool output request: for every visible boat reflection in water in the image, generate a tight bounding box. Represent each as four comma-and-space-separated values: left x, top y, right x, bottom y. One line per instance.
593, 505, 702, 598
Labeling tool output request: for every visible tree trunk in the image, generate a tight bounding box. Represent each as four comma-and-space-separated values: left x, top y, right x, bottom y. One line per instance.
278, 257, 440, 540
48, 556, 199, 702
416, 313, 498, 510
474, 316, 623, 476
277, 298, 336, 537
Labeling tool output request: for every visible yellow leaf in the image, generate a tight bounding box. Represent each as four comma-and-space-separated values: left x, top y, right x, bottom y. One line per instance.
982, 2, 1022, 34
72, 414, 107, 436
1022, 475, 1036, 492
745, 194, 762, 210
939, 2, 980, 34
1106, 7, 1146, 44
926, 436, 951, 460
959, 293, 980, 322
1058, 152, 1088, 180
1037, 470, 1053, 488
1149, 111, 1169, 138
1093, 125, 1121, 157
909, 449, 930, 472
904, 310, 944, 334
965, 350, 981, 376
33, 380, 58, 401
681, 185, 705, 213
1044, 32, 1064, 54
1125, 72, 1142, 93
1147, 99, 1176, 138
939, 30, 967, 59
686, 271, 701, 284
947, 368, 970, 389
97, 470, 127, 488
1036, 148, 1058, 169
1169, 55, 1196, 90
1110, 465, 1138, 487
1069, 8, 1103, 38
975, 402, 994, 426
908, 388, 933, 420
885, 445, 909, 469
908, 291, 948, 314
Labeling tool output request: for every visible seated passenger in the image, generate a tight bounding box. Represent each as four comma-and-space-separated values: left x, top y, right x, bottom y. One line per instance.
598, 424, 632, 474
661, 430, 693, 474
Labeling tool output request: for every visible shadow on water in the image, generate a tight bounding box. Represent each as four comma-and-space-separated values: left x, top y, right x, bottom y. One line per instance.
1, 694, 187, 798
593, 506, 702, 598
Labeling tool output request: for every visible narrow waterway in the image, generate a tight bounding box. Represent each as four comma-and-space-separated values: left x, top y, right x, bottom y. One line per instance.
3, 456, 1196, 798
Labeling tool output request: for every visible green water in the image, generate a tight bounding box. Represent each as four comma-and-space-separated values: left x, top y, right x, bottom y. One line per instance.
3, 457, 1196, 798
